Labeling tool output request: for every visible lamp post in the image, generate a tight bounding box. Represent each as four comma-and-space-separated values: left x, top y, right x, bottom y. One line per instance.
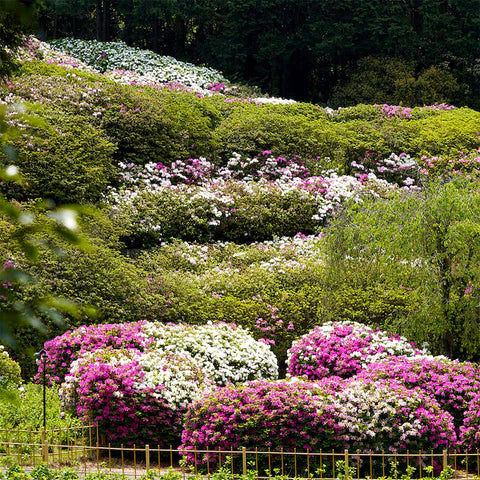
34, 349, 47, 461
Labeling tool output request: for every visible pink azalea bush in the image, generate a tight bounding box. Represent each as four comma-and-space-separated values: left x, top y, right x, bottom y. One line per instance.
286, 321, 426, 380
180, 377, 457, 467
460, 392, 480, 450
37, 321, 278, 446
36, 322, 152, 384
180, 380, 341, 460
357, 356, 480, 432
60, 348, 209, 446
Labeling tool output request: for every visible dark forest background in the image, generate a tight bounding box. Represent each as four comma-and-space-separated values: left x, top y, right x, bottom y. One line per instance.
34, 0, 480, 107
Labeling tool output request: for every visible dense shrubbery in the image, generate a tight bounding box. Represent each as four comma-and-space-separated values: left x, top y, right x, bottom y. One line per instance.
286, 321, 426, 380
2, 37, 480, 458
181, 376, 457, 463
181, 380, 340, 457
357, 357, 480, 432
37, 322, 277, 446
0, 346, 21, 388
3, 106, 116, 203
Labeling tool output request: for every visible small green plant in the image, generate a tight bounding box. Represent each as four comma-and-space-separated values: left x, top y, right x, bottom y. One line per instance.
335, 461, 356, 480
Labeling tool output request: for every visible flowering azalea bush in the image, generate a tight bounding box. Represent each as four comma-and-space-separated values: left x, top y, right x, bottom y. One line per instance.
38, 322, 277, 386
357, 356, 480, 431
37, 322, 277, 446
418, 150, 480, 179
143, 322, 278, 385
460, 392, 480, 450
180, 380, 341, 460
286, 321, 426, 379
330, 378, 457, 452
49, 38, 227, 90
106, 168, 401, 246
36, 322, 152, 384
351, 152, 419, 188
60, 348, 210, 446
180, 377, 457, 467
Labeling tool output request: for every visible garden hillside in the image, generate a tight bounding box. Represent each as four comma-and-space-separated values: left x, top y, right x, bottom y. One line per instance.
1, 37, 480, 382
37, 0, 480, 109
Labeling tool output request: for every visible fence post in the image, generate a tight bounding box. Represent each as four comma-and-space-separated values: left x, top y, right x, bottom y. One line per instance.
242, 447, 247, 476
146, 445, 150, 471
442, 450, 448, 471
41, 427, 48, 463
344, 450, 349, 480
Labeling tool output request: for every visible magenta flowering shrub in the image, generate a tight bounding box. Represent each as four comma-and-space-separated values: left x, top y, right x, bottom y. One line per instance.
62, 349, 182, 446
357, 357, 480, 431
180, 380, 341, 460
460, 392, 480, 450
38, 321, 278, 446
36, 322, 152, 384
287, 321, 425, 380
180, 377, 457, 466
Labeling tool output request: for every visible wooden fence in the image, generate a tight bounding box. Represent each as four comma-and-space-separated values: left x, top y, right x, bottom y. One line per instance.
1, 429, 480, 480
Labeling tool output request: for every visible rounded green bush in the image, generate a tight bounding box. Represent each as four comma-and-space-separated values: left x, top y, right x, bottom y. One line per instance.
0, 346, 22, 388
3, 105, 116, 203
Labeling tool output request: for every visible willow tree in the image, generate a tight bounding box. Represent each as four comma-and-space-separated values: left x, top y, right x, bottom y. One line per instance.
325, 179, 480, 360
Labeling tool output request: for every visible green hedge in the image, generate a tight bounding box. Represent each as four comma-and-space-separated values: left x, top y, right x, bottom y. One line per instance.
2, 105, 116, 203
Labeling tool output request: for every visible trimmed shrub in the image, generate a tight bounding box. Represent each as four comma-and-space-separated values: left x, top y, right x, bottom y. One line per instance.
212, 104, 349, 166
0, 346, 22, 388
286, 321, 426, 380
329, 378, 457, 452
181, 380, 341, 458
60, 348, 197, 447
181, 377, 457, 466
3, 106, 116, 203
357, 357, 480, 431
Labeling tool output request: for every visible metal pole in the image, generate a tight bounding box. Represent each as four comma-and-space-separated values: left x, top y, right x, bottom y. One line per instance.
42, 353, 46, 429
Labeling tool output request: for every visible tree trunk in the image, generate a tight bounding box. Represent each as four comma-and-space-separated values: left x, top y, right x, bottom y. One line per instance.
96, 0, 102, 40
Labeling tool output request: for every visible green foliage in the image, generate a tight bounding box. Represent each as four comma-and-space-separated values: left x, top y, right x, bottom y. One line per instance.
325, 179, 480, 360
213, 104, 349, 168
3, 106, 116, 203
403, 108, 480, 157
318, 285, 420, 327
99, 87, 220, 165
0, 465, 81, 480
0, 383, 80, 431
0, 347, 22, 387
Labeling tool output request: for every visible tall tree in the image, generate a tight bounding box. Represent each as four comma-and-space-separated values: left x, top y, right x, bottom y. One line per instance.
326, 180, 480, 360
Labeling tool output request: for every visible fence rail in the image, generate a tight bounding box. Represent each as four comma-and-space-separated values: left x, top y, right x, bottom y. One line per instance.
1, 430, 479, 480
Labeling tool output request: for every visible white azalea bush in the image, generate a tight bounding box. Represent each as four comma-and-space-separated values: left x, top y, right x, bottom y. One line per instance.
144, 322, 278, 384
41, 321, 278, 446
49, 38, 227, 90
